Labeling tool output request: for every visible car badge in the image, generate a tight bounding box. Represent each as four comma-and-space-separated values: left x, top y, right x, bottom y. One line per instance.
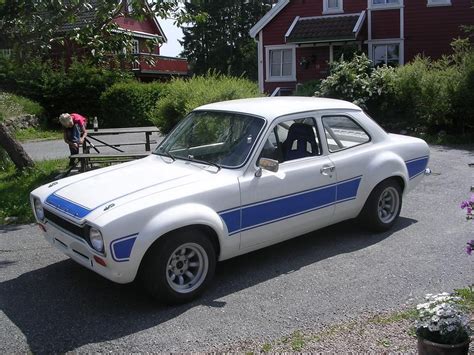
48, 182, 58, 188
104, 203, 115, 211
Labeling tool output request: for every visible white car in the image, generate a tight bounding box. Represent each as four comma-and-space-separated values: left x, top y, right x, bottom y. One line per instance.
31, 97, 430, 303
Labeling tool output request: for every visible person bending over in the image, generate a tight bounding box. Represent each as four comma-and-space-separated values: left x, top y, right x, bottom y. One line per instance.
59, 113, 88, 166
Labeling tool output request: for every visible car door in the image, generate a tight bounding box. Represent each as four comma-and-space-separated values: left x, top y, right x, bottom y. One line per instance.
318, 112, 372, 221
238, 114, 337, 250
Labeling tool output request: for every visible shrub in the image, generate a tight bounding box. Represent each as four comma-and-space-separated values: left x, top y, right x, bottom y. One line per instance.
100, 81, 165, 128
0, 92, 44, 119
150, 73, 262, 133
0, 58, 131, 127
295, 80, 321, 97
315, 54, 396, 110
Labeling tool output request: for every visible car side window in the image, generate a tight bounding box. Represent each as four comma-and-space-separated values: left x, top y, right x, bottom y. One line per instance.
322, 115, 370, 153
259, 118, 321, 163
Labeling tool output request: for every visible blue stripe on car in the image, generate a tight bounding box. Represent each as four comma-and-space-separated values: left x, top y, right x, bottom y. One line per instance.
220, 176, 362, 235
110, 234, 138, 262
405, 156, 429, 180
45, 193, 91, 219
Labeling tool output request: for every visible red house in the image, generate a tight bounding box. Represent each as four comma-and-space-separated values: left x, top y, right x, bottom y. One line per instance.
0, 1, 188, 80
249, 0, 474, 95
112, 1, 188, 80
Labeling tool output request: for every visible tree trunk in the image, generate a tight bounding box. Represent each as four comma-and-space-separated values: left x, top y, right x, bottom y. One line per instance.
0, 122, 35, 170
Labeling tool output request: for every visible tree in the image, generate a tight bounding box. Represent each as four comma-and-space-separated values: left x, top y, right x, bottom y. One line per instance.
0, 123, 35, 171
0, 0, 190, 171
0, 0, 189, 64
181, 1, 273, 80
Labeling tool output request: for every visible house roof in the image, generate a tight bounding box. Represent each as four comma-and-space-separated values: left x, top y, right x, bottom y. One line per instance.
286, 12, 366, 44
249, 0, 290, 38
59, 0, 166, 42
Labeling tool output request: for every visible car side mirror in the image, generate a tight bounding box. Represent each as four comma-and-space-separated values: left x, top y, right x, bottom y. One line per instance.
255, 158, 279, 177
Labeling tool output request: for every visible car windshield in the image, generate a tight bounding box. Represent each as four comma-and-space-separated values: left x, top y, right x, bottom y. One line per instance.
154, 111, 265, 168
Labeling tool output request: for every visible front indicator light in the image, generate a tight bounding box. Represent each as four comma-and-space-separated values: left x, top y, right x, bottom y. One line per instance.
93, 255, 107, 267
89, 228, 104, 253
34, 198, 44, 221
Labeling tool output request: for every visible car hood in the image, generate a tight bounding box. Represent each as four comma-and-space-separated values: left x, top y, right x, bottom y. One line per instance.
44, 156, 203, 219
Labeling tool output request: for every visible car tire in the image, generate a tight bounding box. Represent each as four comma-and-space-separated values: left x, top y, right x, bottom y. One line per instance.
140, 229, 216, 304
359, 178, 402, 233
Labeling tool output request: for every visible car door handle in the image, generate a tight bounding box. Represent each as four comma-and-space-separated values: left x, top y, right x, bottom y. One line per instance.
320, 165, 335, 175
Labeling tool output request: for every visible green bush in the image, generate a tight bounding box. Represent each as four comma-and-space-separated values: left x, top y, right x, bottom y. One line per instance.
295, 80, 321, 97
150, 73, 262, 133
100, 81, 165, 128
315, 54, 396, 110
0, 92, 44, 119
0, 58, 131, 127
315, 41, 474, 134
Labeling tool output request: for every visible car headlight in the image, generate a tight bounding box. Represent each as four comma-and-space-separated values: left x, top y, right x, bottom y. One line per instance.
89, 228, 104, 253
34, 198, 44, 221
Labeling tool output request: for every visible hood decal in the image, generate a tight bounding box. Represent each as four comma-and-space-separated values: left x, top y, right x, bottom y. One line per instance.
45, 194, 92, 219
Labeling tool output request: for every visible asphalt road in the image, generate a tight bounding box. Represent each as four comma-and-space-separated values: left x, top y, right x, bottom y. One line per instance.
1, 145, 473, 353
22, 132, 164, 161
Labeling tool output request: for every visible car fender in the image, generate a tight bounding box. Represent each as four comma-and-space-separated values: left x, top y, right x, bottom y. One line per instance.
129, 203, 230, 277
360, 151, 408, 205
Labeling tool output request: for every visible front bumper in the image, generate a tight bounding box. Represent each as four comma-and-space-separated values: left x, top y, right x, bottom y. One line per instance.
40, 220, 133, 284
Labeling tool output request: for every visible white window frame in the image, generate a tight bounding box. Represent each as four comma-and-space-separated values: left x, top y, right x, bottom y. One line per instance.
368, 39, 404, 66
131, 39, 140, 54
323, 0, 344, 14
126, 0, 133, 14
368, 0, 403, 10
427, 0, 451, 7
265, 45, 296, 82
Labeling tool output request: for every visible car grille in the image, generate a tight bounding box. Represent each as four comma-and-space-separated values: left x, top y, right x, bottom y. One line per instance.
44, 209, 88, 241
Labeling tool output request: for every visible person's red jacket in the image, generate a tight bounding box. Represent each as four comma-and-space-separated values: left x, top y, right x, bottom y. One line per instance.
70, 113, 87, 126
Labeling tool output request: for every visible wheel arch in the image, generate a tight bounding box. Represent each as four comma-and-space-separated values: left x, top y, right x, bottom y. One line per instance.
364, 151, 408, 196
132, 203, 229, 281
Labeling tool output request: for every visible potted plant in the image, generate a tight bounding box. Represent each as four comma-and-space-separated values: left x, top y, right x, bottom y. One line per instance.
416, 292, 471, 355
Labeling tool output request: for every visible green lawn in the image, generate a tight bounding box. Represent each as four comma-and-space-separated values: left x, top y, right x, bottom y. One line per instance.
14, 127, 62, 142
0, 159, 67, 224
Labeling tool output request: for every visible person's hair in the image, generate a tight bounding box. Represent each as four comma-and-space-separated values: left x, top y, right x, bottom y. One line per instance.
59, 113, 73, 127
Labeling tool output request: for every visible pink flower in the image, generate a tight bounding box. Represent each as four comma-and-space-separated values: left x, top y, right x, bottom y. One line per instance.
466, 241, 474, 256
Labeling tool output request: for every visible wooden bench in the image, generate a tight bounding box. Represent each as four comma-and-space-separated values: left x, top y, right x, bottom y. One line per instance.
70, 152, 151, 173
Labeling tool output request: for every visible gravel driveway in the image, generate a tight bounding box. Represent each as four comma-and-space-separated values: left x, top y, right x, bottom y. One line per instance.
1, 145, 473, 353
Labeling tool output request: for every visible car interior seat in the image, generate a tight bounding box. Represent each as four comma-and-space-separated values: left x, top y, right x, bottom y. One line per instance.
282, 123, 319, 161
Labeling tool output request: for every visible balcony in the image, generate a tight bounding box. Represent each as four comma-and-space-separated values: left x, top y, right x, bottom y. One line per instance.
131, 53, 189, 78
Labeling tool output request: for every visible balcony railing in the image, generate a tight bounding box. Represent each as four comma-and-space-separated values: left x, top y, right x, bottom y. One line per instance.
131, 53, 188, 75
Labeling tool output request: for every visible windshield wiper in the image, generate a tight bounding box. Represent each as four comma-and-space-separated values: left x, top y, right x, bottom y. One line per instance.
178, 155, 221, 172
154, 150, 175, 161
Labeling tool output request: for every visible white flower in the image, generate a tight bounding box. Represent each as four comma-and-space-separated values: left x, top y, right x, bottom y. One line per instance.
428, 324, 440, 332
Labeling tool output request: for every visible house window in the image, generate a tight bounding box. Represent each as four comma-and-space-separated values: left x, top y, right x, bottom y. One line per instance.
427, 0, 451, 6
131, 39, 139, 54
370, 0, 402, 8
372, 43, 400, 66
126, 0, 133, 14
323, 0, 343, 14
266, 46, 296, 82
0, 49, 12, 58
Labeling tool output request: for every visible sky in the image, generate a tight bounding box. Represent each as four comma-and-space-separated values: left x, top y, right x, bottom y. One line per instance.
159, 18, 185, 57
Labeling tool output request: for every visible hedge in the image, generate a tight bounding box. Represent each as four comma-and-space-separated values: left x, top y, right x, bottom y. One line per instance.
150, 73, 262, 134
0, 58, 131, 127
100, 81, 165, 128
315, 39, 474, 134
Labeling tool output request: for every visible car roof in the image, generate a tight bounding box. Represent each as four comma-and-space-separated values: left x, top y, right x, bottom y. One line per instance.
195, 97, 362, 121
